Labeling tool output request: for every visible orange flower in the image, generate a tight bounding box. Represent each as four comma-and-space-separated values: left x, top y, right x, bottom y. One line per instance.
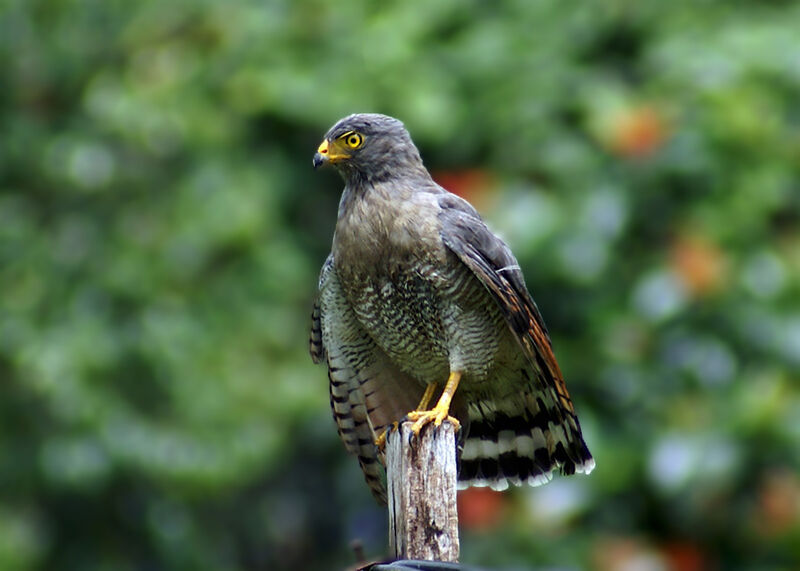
457, 487, 505, 532
433, 169, 495, 211
756, 469, 800, 536
610, 106, 668, 158
670, 234, 728, 296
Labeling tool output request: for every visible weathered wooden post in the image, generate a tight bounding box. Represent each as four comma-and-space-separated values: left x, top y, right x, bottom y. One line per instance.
386, 420, 460, 562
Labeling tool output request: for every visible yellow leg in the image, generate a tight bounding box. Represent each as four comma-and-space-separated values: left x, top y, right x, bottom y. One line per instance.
374, 382, 440, 449
416, 382, 438, 411
406, 371, 462, 436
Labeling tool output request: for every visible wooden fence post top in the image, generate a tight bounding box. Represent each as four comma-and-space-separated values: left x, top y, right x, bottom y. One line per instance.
386, 420, 460, 563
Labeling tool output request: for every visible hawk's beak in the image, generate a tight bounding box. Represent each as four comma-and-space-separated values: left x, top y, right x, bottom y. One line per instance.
313, 139, 349, 169
313, 142, 327, 168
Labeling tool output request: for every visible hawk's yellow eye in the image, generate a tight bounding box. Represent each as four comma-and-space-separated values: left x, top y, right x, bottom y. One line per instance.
341, 132, 363, 149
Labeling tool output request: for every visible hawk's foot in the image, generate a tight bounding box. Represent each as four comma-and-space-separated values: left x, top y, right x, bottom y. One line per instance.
406, 371, 462, 438
374, 421, 400, 451
406, 405, 461, 437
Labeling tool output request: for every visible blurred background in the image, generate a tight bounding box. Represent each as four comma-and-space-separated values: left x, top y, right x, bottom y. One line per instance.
2, 0, 799, 569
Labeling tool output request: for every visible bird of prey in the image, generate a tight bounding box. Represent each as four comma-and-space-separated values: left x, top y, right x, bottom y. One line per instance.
309, 113, 594, 503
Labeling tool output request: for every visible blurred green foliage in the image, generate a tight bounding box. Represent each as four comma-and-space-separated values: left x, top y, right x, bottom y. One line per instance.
2, 0, 800, 569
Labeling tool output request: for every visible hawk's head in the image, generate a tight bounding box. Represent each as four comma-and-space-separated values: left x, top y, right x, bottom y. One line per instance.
313, 113, 425, 183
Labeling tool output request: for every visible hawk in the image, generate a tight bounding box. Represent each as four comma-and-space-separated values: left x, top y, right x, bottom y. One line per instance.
309, 113, 594, 503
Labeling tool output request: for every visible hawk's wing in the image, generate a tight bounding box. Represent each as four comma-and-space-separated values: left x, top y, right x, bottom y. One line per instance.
437, 193, 594, 477
308, 254, 331, 366
310, 254, 423, 503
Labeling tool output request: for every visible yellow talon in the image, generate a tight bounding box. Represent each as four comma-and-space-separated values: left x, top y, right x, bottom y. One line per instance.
375, 421, 400, 451
405, 371, 462, 437
407, 407, 461, 436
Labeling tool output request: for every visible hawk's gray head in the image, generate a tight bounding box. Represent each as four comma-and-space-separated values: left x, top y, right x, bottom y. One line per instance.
313, 113, 426, 183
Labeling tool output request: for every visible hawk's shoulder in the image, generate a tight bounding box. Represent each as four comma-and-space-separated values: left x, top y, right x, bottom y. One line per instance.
436, 190, 542, 334
437, 190, 571, 402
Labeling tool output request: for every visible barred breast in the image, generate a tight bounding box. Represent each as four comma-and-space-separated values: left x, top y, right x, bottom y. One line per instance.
342, 251, 512, 390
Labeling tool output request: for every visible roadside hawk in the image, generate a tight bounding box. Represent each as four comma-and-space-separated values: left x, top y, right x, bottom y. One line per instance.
309, 113, 594, 503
